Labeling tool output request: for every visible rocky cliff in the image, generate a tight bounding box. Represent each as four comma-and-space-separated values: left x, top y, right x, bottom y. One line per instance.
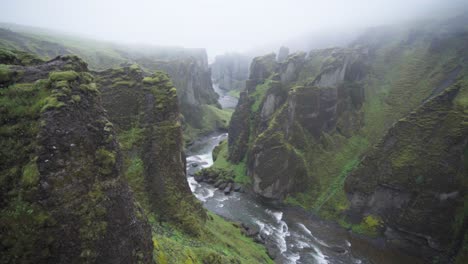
0, 48, 273, 264
228, 47, 368, 199
345, 82, 468, 262
0, 27, 225, 141
226, 18, 468, 262
132, 54, 221, 132
95, 65, 207, 234
211, 52, 250, 92
0, 50, 153, 263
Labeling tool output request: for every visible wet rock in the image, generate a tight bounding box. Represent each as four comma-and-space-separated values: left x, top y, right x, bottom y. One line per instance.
266, 244, 278, 260
191, 163, 199, 167
253, 234, 265, 244
214, 179, 224, 188
224, 183, 233, 195
233, 183, 242, 192
329, 246, 346, 254
218, 182, 228, 190
240, 223, 259, 237
206, 178, 216, 184
194, 175, 204, 182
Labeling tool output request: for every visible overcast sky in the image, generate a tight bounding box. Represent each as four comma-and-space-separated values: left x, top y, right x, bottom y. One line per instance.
2, 0, 467, 57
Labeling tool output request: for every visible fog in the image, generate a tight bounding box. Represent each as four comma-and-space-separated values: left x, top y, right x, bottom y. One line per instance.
2, 0, 467, 58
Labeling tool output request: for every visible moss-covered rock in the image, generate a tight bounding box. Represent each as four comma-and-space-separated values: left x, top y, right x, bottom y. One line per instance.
0, 53, 153, 263
97, 68, 207, 235
345, 82, 468, 261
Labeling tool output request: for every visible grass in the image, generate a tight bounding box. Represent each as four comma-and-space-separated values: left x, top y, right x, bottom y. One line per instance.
117, 126, 144, 150
184, 105, 234, 143
227, 89, 241, 98
250, 80, 272, 112
151, 212, 273, 264
49, 70, 79, 82
211, 141, 250, 184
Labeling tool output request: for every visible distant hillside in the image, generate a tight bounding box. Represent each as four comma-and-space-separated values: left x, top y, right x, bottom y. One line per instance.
0, 23, 228, 141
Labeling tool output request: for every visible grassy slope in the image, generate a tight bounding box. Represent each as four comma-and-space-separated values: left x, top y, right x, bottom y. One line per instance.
184, 105, 233, 142
119, 125, 271, 264
295, 38, 467, 225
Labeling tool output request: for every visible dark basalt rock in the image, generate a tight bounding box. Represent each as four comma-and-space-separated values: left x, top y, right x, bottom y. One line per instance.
345, 85, 468, 261
224, 183, 233, 195
0, 54, 153, 263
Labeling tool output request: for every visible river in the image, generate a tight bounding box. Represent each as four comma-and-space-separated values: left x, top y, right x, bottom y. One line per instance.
184, 85, 422, 264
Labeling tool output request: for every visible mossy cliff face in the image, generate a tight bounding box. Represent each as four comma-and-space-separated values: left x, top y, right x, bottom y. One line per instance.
0, 27, 225, 141
0, 53, 153, 263
227, 17, 468, 261
344, 83, 468, 261
228, 48, 368, 199
130, 50, 222, 137
96, 66, 272, 263
96, 67, 206, 235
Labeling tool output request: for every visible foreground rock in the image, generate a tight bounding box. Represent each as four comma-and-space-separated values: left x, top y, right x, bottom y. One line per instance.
0, 52, 153, 263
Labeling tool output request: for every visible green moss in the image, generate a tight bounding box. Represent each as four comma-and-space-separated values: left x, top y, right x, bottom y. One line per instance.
117, 126, 144, 150
79, 83, 99, 93
71, 94, 81, 103
212, 141, 250, 185
227, 89, 241, 98
200, 105, 233, 131
151, 212, 273, 264
112, 80, 135, 87
40, 95, 65, 112
49, 70, 79, 82
21, 159, 39, 186
349, 215, 383, 237
77, 183, 108, 261
143, 76, 161, 85
250, 80, 272, 112
95, 148, 116, 175
0, 64, 12, 82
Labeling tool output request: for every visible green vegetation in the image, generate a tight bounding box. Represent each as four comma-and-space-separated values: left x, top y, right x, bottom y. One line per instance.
211, 141, 249, 184
151, 212, 273, 264
184, 105, 234, 143
339, 215, 383, 237
21, 159, 39, 186
95, 148, 116, 175
117, 126, 144, 150
227, 89, 241, 98
0, 64, 11, 82
250, 79, 272, 112
49, 70, 79, 81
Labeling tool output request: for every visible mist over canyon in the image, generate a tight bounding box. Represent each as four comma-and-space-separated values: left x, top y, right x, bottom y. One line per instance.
1, 1, 468, 263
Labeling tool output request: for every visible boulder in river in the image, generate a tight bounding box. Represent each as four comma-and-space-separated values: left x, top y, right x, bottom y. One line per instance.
241, 223, 259, 237
224, 183, 233, 194
218, 182, 228, 190
266, 244, 278, 260
214, 179, 224, 188
191, 163, 199, 167
194, 175, 204, 182
233, 183, 242, 192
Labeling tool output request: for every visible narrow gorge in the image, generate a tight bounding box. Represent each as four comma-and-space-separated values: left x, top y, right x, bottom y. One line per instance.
0, 2, 467, 264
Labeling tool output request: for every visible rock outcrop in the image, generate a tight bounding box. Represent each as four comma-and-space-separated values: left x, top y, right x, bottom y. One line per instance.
344, 83, 468, 261
226, 18, 468, 262
0, 53, 153, 263
228, 48, 368, 199
276, 46, 289, 63
96, 65, 206, 235
211, 52, 251, 92
0, 28, 223, 140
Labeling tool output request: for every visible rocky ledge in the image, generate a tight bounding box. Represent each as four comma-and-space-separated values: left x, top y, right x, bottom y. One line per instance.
193, 167, 244, 195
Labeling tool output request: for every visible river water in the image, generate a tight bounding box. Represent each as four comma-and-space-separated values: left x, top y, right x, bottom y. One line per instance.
184, 86, 422, 264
